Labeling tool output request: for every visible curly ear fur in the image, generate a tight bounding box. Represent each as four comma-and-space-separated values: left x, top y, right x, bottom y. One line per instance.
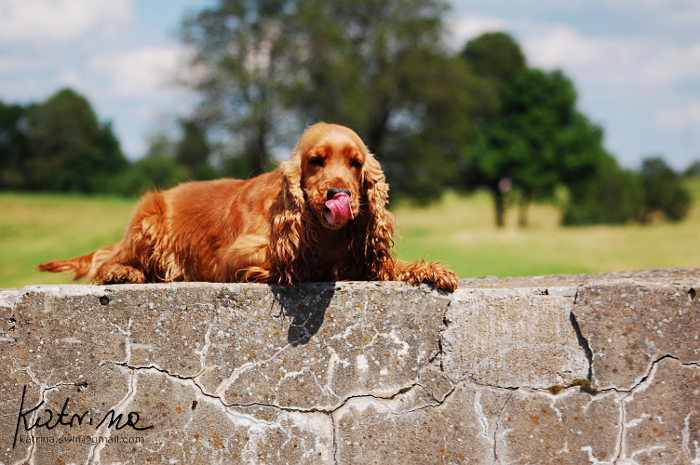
272, 148, 311, 285
351, 151, 397, 280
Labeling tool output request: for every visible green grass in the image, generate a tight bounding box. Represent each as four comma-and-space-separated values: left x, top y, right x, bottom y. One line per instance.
392, 179, 700, 278
0, 192, 136, 287
2, 180, 699, 288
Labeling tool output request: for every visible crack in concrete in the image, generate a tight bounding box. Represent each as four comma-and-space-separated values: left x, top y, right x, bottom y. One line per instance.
115, 361, 438, 465
419, 337, 696, 465
85, 369, 139, 465
330, 411, 339, 465
491, 390, 513, 465
598, 354, 692, 395
114, 362, 223, 406
600, 354, 700, 464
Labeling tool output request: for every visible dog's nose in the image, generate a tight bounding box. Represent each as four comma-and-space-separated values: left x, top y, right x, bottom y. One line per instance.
327, 188, 351, 200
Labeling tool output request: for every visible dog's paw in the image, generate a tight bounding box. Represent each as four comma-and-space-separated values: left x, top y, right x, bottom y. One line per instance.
97, 264, 146, 285
395, 260, 459, 292
421, 264, 459, 292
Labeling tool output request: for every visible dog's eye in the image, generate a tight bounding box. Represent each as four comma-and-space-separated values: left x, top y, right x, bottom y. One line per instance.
309, 157, 324, 167
350, 159, 362, 169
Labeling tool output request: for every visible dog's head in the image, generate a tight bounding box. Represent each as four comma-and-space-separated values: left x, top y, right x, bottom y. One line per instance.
274, 123, 394, 284
281, 122, 386, 229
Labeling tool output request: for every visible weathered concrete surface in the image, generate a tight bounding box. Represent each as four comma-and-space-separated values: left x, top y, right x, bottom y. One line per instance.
0, 268, 698, 464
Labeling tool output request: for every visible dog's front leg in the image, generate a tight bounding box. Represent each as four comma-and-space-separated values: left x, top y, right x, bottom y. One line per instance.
388, 259, 459, 291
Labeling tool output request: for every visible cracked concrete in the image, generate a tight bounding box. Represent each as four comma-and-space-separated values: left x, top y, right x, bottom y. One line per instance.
0, 268, 699, 464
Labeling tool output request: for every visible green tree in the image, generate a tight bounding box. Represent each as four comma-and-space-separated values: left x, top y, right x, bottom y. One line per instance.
461, 31, 525, 89
459, 33, 529, 227
0, 100, 32, 189
461, 33, 608, 227
639, 157, 691, 223
24, 88, 128, 192
504, 69, 579, 226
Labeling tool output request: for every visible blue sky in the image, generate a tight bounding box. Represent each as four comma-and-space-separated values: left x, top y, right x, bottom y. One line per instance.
1, 0, 699, 171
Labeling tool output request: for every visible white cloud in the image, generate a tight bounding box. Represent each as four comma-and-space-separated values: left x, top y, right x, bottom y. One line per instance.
642, 43, 700, 84
446, 14, 508, 50
58, 69, 82, 89
0, 55, 45, 74
521, 26, 643, 77
0, 0, 131, 43
88, 46, 187, 97
519, 22, 700, 89
657, 102, 700, 129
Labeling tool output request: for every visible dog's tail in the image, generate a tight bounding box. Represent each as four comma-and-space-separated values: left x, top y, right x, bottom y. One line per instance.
36, 252, 97, 281
36, 243, 119, 282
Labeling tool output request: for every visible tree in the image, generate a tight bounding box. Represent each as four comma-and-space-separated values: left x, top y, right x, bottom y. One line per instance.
502, 69, 580, 226
461, 31, 525, 89
460, 33, 608, 227
639, 157, 691, 223
459, 33, 529, 227
181, 0, 302, 178
23, 88, 128, 192
0, 100, 32, 189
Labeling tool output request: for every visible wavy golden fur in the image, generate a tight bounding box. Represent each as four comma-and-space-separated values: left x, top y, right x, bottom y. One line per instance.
38, 123, 459, 291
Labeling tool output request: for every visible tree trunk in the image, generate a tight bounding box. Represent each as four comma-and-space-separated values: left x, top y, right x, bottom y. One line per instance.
246, 116, 270, 177
518, 192, 530, 228
254, 122, 269, 175
493, 188, 505, 228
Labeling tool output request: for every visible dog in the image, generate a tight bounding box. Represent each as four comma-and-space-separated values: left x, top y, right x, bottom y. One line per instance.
38, 123, 459, 291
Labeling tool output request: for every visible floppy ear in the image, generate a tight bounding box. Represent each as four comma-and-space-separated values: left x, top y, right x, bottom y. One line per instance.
358, 153, 396, 280
271, 149, 310, 285
278, 148, 306, 210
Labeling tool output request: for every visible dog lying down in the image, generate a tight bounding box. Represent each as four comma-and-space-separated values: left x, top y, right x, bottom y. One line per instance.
38, 123, 459, 291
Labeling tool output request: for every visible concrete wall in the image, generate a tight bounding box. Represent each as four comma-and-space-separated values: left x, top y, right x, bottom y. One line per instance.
0, 268, 698, 464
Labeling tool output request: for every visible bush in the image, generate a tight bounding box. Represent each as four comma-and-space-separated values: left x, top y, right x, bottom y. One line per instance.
108, 134, 190, 196
684, 159, 700, 177
563, 155, 643, 225
639, 157, 691, 222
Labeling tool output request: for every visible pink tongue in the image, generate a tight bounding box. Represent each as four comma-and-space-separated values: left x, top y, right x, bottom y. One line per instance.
324, 193, 354, 225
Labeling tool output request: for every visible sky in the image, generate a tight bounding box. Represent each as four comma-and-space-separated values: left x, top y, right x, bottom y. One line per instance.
1, 0, 699, 171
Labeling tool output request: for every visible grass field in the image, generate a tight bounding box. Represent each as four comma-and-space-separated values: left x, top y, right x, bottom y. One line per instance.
2, 180, 699, 288
392, 181, 700, 278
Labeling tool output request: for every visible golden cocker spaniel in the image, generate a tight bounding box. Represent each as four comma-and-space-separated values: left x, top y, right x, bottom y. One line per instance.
38, 123, 459, 291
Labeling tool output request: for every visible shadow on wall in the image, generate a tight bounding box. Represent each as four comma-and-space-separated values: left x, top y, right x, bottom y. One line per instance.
270, 283, 336, 346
